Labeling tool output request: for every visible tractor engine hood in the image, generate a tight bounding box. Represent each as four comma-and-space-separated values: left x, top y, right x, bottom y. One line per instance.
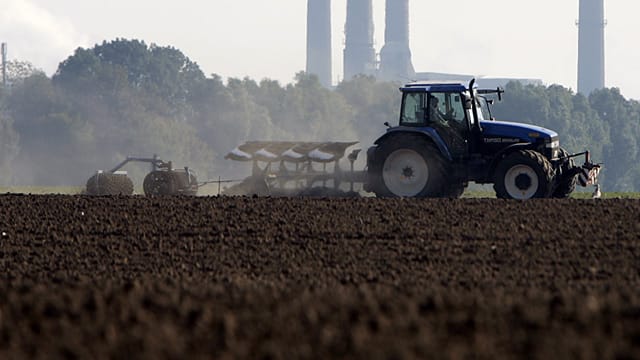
480, 120, 558, 144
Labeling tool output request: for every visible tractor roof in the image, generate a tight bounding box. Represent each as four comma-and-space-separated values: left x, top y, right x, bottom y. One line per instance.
401, 81, 470, 93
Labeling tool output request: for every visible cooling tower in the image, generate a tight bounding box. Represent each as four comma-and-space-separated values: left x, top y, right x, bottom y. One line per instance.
577, 0, 605, 95
379, 0, 415, 81
343, 0, 377, 80
1, 43, 7, 87
306, 0, 333, 87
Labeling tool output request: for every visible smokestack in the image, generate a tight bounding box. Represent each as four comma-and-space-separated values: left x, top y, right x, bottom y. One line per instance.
306, 0, 333, 87
343, 0, 376, 80
1, 43, 7, 87
577, 0, 605, 95
379, 0, 415, 81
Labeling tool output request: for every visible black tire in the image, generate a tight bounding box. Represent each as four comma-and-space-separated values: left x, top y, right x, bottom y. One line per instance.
143, 171, 178, 196
552, 148, 577, 198
369, 135, 447, 198
493, 150, 554, 199
86, 173, 134, 195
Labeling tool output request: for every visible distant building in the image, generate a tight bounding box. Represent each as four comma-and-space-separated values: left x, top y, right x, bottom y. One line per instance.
577, 0, 606, 95
306, 0, 332, 88
378, 0, 415, 82
1, 43, 7, 88
313, 1, 546, 87
343, 0, 377, 80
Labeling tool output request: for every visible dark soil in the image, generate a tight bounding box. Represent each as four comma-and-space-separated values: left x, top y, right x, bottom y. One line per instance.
1, 195, 639, 359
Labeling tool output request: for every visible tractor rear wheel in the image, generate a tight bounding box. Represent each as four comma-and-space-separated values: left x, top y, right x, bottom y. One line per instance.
494, 150, 553, 199
552, 148, 577, 198
370, 135, 447, 198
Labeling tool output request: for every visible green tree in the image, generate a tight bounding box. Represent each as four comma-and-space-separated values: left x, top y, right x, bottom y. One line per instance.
589, 88, 640, 190
5, 39, 215, 185
7, 73, 96, 185
4, 60, 45, 86
335, 75, 399, 145
54, 39, 206, 119
0, 110, 19, 184
273, 72, 354, 141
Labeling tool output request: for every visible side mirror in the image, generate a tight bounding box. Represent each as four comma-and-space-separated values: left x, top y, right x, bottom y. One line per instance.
463, 99, 473, 110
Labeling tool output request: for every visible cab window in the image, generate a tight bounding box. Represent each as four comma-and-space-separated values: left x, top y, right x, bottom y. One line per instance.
400, 92, 425, 126
477, 97, 490, 121
428, 92, 467, 128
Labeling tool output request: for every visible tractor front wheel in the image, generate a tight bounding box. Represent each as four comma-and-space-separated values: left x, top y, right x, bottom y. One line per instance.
370, 136, 447, 198
552, 148, 577, 198
494, 150, 553, 200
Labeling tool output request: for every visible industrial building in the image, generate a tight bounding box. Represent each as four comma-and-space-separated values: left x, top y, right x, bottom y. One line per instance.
378, 0, 415, 82
306, 0, 601, 91
577, 0, 606, 95
343, 0, 377, 80
306, 0, 333, 88
1, 43, 7, 87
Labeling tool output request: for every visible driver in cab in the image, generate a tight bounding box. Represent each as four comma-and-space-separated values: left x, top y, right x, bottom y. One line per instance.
428, 96, 451, 125
428, 95, 466, 157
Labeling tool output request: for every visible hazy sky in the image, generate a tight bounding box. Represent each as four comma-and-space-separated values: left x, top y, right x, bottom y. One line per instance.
2, 0, 639, 99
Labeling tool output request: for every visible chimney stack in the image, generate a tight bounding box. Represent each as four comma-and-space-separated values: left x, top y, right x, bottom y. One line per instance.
379, 0, 415, 81
343, 0, 376, 80
1, 43, 7, 87
306, 0, 332, 87
577, 0, 605, 95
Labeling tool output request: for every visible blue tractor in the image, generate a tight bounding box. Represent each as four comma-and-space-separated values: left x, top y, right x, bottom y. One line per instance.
364, 79, 601, 199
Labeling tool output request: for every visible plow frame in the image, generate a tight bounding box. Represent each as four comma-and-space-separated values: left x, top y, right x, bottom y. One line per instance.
225, 142, 367, 196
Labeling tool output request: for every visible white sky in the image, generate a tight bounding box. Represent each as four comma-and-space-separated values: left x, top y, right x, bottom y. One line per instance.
1, 0, 639, 100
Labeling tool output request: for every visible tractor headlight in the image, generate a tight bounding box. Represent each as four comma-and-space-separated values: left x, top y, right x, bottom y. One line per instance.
544, 139, 560, 159
545, 140, 560, 149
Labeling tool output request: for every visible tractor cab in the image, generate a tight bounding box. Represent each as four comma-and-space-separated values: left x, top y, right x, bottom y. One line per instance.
396, 81, 484, 161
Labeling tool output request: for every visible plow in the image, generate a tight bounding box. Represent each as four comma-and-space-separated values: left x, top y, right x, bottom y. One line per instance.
223, 141, 364, 196
84, 79, 601, 199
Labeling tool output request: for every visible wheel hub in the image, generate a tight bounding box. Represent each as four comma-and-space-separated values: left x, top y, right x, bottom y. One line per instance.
402, 166, 415, 179
382, 149, 429, 197
504, 164, 539, 199
515, 174, 532, 190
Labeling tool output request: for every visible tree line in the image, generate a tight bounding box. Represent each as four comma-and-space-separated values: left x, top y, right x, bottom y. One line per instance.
0, 39, 639, 191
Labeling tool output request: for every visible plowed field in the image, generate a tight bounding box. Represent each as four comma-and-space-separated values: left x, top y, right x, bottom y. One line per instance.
1, 195, 639, 359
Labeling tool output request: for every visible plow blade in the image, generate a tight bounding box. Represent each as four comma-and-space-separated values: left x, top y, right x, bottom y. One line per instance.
224, 141, 365, 196
226, 141, 359, 163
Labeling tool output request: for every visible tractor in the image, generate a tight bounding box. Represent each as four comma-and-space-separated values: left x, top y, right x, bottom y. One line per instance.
226, 79, 600, 199
364, 79, 600, 199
